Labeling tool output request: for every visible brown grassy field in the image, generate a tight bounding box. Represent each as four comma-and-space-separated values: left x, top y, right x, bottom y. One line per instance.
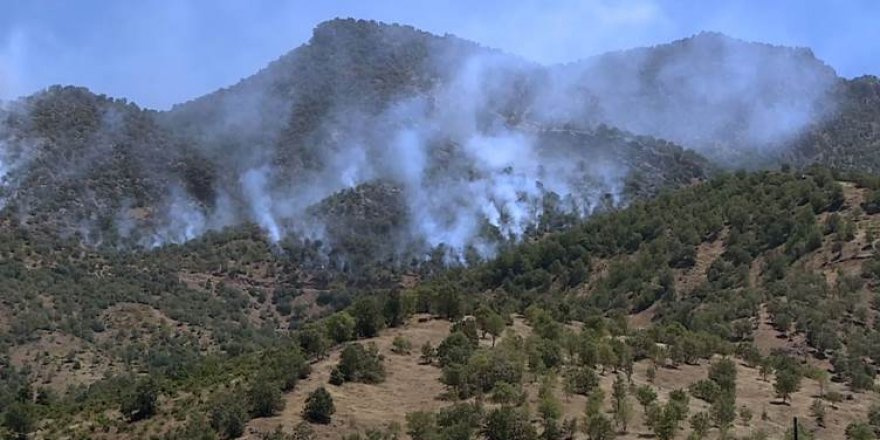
241, 314, 876, 440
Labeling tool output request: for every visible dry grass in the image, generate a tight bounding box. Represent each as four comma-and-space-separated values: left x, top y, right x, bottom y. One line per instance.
9, 331, 117, 392
244, 316, 453, 439
240, 313, 876, 440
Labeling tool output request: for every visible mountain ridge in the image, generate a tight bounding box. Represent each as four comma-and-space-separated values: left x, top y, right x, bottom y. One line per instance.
1, 17, 880, 439
0, 18, 878, 260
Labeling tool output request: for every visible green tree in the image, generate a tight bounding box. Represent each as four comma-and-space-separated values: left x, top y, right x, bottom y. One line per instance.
249, 380, 284, 417
668, 388, 690, 422
299, 323, 331, 359
636, 385, 658, 424
434, 285, 464, 321
325, 312, 357, 343
538, 381, 564, 440
303, 387, 335, 424
774, 368, 802, 404
653, 404, 681, 440
584, 413, 614, 440
121, 377, 159, 422
710, 393, 736, 436
597, 342, 618, 374
436, 332, 477, 367
351, 297, 384, 338
611, 374, 631, 432
3, 402, 34, 440
406, 411, 438, 440
475, 305, 494, 338
708, 357, 737, 394
585, 388, 605, 417
538, 382, 563, 422
419, 341, 436, 365
689, 379, 720, 403
333, 343, 386, 384
485, 312, 506, 347
383, 291, 410, 328
210, 391, 248, 439
689, 411, 711, 439
491, 382, 526, 406
436, 402, 482, 440
565, 366, 599, 396
845, 422, 874, 440
482, 406, 538, 440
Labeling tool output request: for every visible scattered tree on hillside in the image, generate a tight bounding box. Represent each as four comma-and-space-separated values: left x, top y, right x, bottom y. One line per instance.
774, 368, 802, 404
611, 374, 632, 433
303, 387, 335, 424
583, 413, 614, 440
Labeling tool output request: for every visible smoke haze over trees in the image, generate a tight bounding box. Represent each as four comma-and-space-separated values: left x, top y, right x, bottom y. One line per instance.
0, 19, 877, 265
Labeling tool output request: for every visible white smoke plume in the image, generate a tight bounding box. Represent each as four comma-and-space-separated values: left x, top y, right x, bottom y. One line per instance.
0, 20, 844, 265
542, 32, 839, 164
141, 46, 632, 261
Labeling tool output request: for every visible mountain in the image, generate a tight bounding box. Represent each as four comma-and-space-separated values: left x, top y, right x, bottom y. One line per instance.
0, 19, 712, 262
0, 86, 216, 243
1, 18, 880, 437
787, 75, 880, 173
2, 21, 874, 261
556, 32, 840, 167
4, 165, 879, 439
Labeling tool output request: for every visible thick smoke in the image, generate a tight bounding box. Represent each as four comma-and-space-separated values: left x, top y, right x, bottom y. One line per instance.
539, 32, 840, 165
0, 22, 844, 264
240, 167, 283, 242
144, 49, 629, 260
137, 26, 840, 260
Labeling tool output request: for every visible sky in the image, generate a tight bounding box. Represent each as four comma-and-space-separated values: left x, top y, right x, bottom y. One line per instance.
1, 0, 877, 110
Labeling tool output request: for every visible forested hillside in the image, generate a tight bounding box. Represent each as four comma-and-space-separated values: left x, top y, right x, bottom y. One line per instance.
0, 167, 878, 439
789, 75, 880, 173
1, 17, 880, 440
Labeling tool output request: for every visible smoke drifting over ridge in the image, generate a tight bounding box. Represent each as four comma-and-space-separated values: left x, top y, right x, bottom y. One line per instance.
146, 45, 641, 260
0, 19, 844, 263
560, 32, 840, 163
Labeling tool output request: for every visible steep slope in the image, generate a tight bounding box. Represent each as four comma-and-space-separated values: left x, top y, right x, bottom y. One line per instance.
788, 75, 880, 173
0, 19, 713, 262
163, 19, 488, 173
13, 167, 880, 439
2, 20, 879, 259
0, 86, 215, 240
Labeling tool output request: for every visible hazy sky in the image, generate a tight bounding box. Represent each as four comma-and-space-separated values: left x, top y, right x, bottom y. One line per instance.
1, 0, 877, 109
